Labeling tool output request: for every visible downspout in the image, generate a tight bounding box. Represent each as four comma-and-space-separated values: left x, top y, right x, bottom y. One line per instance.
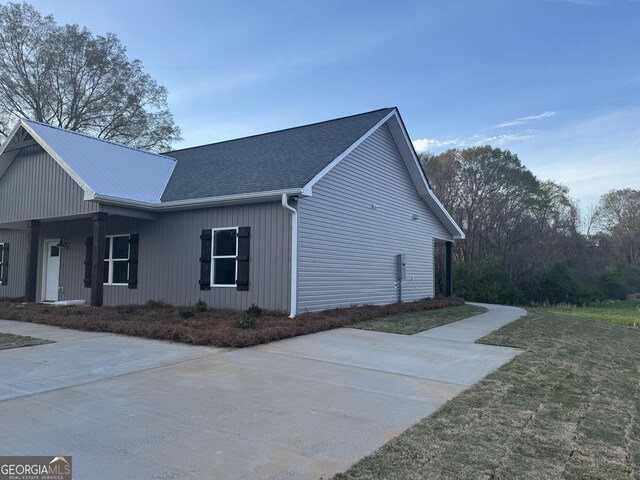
281, 193, 298, 318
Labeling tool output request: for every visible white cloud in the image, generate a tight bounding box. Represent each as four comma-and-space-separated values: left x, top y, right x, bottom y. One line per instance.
412, 138, 459, 152
412, 131, 535, 153
494, 111, 557, 128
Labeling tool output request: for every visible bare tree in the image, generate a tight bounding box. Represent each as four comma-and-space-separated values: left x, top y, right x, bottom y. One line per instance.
595, 189, 640, 266
0, 2, 181, 151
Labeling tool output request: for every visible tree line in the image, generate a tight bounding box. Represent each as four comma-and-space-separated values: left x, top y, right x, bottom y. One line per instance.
421, 147, 640, 305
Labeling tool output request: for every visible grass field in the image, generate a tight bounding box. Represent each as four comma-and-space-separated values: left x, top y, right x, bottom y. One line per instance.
0, 332, 53, 350
334, 307, 640, 479
543, 300, 640, 327
350, 304, 487, 335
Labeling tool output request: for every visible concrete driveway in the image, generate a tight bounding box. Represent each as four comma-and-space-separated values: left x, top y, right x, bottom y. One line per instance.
0, 304, 525, 479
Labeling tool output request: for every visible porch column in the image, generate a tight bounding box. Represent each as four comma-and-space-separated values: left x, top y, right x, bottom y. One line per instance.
24, 220, 41, 302
91, 212, 107, 307
445, 240, 453, 297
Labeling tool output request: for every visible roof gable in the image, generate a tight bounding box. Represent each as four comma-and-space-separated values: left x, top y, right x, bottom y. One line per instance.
0, 119, 176, 203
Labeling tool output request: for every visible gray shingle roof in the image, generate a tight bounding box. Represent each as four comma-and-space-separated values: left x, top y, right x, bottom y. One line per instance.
161, 108, 394, 201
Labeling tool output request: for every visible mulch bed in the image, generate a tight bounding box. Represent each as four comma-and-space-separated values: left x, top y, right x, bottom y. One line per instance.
0, 296, 464, 348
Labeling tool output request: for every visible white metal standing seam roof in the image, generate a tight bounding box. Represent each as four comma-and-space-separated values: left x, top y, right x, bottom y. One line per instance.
22, 119, 176, 203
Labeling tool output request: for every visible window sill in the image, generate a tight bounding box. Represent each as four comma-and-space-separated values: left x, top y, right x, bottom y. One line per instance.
211, 284, 236, 288
104, 283, 128, 286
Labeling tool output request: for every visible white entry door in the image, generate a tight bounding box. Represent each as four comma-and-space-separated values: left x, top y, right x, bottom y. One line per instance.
43, 240, 61, 301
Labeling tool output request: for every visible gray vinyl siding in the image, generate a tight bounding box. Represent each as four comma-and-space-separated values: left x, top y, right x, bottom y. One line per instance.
0, 145, 98, 224
0, 229, 28, 298
5, 202, 291, 310
297, 123, 452, 312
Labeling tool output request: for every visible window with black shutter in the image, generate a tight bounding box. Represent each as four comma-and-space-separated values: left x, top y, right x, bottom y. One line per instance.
212, 228, 237, 286
85, 234, 139, 287
199, 226, 250, 290
0, 243, 9, 285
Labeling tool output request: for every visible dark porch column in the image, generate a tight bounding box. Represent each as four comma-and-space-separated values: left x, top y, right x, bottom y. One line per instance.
24, 220, 41, 302
445, 240, 453, 297
91, 212, 107, 307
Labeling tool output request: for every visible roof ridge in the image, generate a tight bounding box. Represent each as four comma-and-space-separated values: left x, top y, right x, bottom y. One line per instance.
22, 118, 176, 161
165, 107, 396, 154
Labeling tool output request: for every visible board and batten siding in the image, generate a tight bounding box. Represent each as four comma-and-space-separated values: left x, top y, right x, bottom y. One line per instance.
3, 202, 291, 310
100, 203, 291, 310
0, 145, 98, 224
297, 123, 452, 312
0, 229, 28, 298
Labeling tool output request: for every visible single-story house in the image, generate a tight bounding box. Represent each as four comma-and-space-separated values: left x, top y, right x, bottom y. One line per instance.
0, 107, 463, 316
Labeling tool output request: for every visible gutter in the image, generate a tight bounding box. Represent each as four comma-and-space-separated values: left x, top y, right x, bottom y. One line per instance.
91, 188, 304, 211
281, 193, 298, 318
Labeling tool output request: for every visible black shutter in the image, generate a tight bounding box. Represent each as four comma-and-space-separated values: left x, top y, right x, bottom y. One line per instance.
1, 243, 9, 285
236, 227, 250, 291
84, 237, 93, 287
199, 229, 212, 290
128, 233, 139, 289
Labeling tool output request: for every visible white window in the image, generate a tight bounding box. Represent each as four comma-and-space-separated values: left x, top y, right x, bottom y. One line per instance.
104, 235, 129, 285
211, 227, 237, 287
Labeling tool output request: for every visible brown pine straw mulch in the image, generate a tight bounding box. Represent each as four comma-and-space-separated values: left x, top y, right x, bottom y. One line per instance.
0, 296, 464, 348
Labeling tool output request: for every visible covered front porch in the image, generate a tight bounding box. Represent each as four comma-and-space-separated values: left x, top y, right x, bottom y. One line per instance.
20, 210, 154, 306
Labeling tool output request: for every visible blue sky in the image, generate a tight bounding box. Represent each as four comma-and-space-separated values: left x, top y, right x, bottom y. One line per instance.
25, 0, 640, 208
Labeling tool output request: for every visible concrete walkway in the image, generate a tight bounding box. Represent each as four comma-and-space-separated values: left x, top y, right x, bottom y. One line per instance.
415, 302, 527, 342
0, 304, 525, 480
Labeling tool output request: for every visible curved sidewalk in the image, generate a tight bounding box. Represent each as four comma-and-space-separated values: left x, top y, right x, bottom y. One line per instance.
414, 302, 528, 342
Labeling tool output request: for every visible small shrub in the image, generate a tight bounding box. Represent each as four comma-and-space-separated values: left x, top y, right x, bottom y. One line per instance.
119, 306, 136, 315
236, 312, 257, 329
195, 298, 208, 313
179, 309, 194, 319
236, 304, 262, 329
246, 303, 263, 317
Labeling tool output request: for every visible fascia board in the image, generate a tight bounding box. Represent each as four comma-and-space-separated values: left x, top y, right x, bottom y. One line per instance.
386, 112, 465, 240
92, 188, 305, 211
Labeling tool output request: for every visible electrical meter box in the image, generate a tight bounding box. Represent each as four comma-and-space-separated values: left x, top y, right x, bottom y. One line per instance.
397, 254, 407, 280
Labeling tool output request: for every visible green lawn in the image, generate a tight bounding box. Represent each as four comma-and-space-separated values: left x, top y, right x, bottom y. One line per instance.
334, 309, 640, 479
0, 332, 53, 350
349, 304, 487, 335
544, 300, 640, 327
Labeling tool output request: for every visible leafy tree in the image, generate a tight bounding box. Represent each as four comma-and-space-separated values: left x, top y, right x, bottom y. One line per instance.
0, 2, 181, 151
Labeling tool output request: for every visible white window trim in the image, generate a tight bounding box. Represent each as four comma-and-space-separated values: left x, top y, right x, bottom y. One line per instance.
104, 234, 129, 286
210, 227, 238, 287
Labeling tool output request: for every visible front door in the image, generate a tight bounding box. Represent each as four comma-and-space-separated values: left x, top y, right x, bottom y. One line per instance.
43, 240, 60, 302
